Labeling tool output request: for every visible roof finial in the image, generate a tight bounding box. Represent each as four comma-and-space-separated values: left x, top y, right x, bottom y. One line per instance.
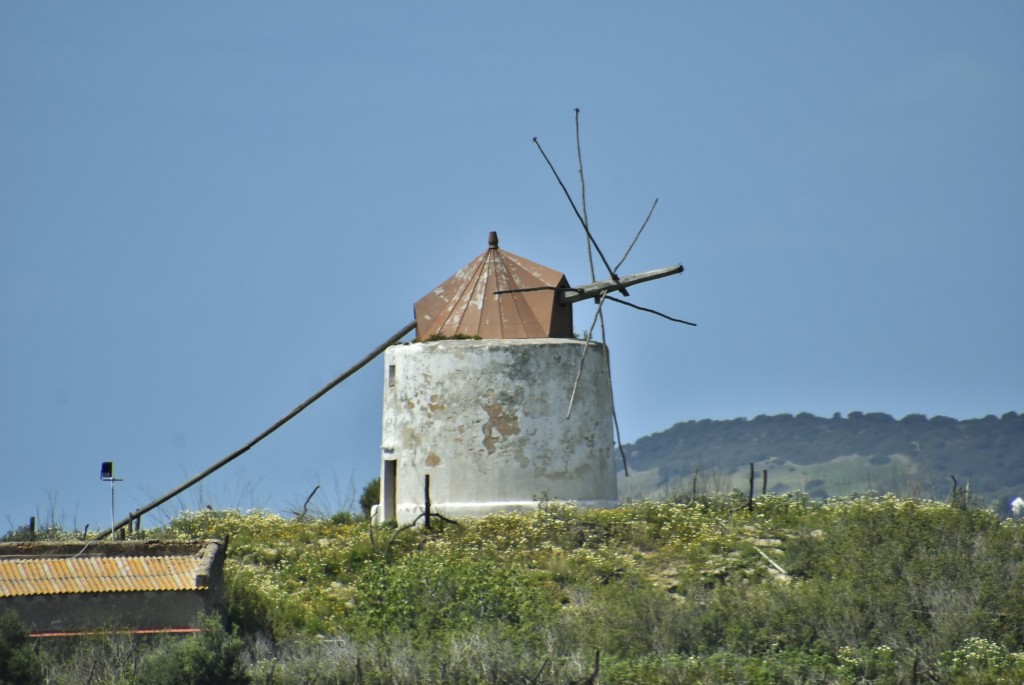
488, 231, 499, 249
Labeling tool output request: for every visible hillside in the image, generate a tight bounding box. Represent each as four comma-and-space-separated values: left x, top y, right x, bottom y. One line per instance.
621, 411, 1024, 509
16, 496, 1024, 684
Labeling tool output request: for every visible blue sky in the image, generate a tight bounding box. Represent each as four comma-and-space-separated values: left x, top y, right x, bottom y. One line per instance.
2, 3, 1021, 532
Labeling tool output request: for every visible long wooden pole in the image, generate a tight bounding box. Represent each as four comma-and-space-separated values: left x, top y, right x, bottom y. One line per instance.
96, 320, 417, 539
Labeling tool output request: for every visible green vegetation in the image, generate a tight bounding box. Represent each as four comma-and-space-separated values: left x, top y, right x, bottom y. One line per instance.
624, 411, 1024, 508
0, 609, 44, 685
359, 476, 380, 519
134, 614, 248, 685
28, 492, 1024, 683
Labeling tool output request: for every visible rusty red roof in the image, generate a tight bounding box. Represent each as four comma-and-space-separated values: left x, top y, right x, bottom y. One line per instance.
414, 232, 573, 340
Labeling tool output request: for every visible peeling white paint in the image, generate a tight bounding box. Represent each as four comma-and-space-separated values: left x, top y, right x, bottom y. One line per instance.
378, 338, 617, 524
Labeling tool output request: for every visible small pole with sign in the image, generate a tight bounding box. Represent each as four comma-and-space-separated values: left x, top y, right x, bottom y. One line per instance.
100, 462, 123, 538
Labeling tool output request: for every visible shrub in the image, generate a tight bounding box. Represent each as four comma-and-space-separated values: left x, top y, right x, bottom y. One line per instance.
937, 637, 1024, 684
0, 610, 43, 685
133, 614, 249, 685
359, 477, 380, 519
349, 551, 550, 639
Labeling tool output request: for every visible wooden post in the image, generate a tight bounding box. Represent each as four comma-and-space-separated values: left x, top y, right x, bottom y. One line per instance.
762, 469, 768, 495
424, 475, 432, 531
748, 463, 755, 511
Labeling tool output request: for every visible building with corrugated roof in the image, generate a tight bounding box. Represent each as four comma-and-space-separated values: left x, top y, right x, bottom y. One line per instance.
0, 539, 226, 636
378, 233, 617, 524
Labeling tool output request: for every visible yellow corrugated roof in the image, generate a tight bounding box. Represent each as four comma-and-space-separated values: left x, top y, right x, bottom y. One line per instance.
0, 555, 207, 596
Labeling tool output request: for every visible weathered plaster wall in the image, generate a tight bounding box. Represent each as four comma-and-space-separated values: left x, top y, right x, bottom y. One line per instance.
380, 338, 617, 523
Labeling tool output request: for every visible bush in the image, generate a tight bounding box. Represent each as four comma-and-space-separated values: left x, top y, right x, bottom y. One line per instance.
350, 551, 550, 639
133, 614, 248, 685
359, 477, 380, 519
0, 610, 43, 685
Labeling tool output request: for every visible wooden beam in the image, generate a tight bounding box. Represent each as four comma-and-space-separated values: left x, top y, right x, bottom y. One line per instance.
558, 265, 683, 305
95, 320, 417, 539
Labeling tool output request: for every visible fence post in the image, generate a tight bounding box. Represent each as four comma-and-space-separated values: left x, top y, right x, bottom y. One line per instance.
748, 463, 755, 512
424, 475, 432, 531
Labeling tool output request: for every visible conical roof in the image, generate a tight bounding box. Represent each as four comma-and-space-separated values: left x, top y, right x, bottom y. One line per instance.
414, 232, 574, 340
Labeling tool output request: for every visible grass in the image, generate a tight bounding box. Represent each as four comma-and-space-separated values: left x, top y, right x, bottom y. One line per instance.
21, 492, 1024, 684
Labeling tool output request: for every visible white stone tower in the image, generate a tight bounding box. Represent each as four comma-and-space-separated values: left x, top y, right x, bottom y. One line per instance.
377, 232, 617, 524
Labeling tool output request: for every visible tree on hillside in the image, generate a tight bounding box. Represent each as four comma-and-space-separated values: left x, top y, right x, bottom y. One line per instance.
359, 477, 380, 519
0, 610, 43, 685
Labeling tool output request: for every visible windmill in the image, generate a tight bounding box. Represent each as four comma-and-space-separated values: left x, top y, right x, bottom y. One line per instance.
375, 111, 694, 524
95, 114, 693, 537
